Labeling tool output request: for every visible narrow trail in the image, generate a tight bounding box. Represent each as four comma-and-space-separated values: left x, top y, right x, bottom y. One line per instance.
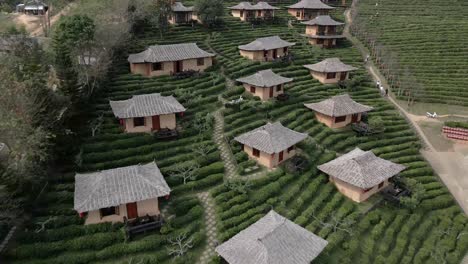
196, 192, 218, 264
344, 3, 468, 216
213, 108, 238, 180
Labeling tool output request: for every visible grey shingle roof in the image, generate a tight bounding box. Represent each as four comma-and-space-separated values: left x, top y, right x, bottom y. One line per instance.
23, 0, 47, 10
110, 93, 186, 119
229, 1, 279, 10
74, 162, 171, 213
172, 2, 194, 12
229, 2, 256, 10
234, 122, 307, 154
236, 69, 293, 87
301, 15, 344, 26
215, 210, 328, 264
304, 58, 357, 73
239, 36, 295, 51
318, 148, 406, 189
287, 0, 334, 10
304, 94, 373, 116
128, 43, 215, 63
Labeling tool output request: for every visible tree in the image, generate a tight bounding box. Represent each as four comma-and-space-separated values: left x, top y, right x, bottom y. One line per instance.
311, 212, 355, 235
194, 0, 224, 27
148, 0, 172, 38
399, 178, 425, 210
224, 179, 252, 194
166, 232, 194, 258
191, 141, 215, 157
53, 15, 96, 101
169, 162, 200, 185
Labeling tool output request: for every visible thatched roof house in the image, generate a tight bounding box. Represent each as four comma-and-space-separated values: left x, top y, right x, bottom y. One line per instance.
304, 94, 373, 128
128, 43, 215, 76
110, 93, 186, 133
301, 15, 345, 48
234, 122, 307, 168
318, 148, 406, 202
236, 69, 293, 100
74, 162, 171, 224
304, 58, 357, 84
215, 210, 328, 264
170, 2, 199, 24
238, 36, 295, 61
229, 2, 279, 21
287, 0, 334, 20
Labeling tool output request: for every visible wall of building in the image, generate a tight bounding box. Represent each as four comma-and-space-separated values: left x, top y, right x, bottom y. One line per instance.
310, 70, 348, 84
169, 11, 193, 24
239, 48, 288, 62
84, 198, 160, 225
232, 9, 275, 21
314, 112, 361, 128
130, 57, 213, 77
243, 144, 297, 168
288, 8, 329, 20
330, 176, 390, 203
123, 113, 177, 133
242, 83, 284, 100
307, 38, 337, 48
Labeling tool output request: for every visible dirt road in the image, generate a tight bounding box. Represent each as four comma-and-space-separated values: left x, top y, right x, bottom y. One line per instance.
344, 8, 468, 215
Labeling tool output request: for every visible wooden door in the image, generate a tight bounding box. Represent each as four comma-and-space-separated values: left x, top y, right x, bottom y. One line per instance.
278, 151, 284, 162
273, 49, 277, 58
174, 61, 183, 73
340, 72, 347, 81
263, 50, 268, 60
152, 115, 160, 131
351, 113, 359, 123
126, 202, 138, 219
269, 87, 273, 97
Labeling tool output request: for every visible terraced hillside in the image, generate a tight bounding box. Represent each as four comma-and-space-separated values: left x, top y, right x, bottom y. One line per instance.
355, 0, 468, 106
3, 1, 468, 264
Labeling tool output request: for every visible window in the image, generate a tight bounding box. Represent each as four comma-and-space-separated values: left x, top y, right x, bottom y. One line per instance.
240, 10, 244, 17
283, 47, 288, 53
287, 146, 294, 153
378, 182, 384, 188
276, 85, 282, 92
197, 58, 204, 66
252, 148, 260, 157
133, 117, 145, 127
317, 39, 324, 44
100, 206, 119, 217
296, 11, 300, 17
326, 72, 336, 79
152, 62, 163, 71
250, 86, 256, 93
335, 116, 346, 123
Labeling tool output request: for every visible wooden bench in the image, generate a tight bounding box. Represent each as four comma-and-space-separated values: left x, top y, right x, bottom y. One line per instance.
124, 215, 164, 240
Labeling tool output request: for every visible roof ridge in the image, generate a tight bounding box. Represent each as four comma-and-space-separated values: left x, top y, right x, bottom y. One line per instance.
135, 162, 170, 194
75, 171, 107, 211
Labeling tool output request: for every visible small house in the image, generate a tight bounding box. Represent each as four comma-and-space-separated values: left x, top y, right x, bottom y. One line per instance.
229, 2, 279, 21
304, 94, 373, 128
234, 122, 307, 168
127, 43, 215, 77
169, 2, 198, 25
110, 93, 186, 133
238, 36, 295, 62
17, 0, 48, 15
301, 15, 345, 48
287, 0, 334, 21
303, 58, 357, 84
215, 210, 328, 264
74, 162, 171, 225
236, 69, 293, 100
318, 148, 406, 202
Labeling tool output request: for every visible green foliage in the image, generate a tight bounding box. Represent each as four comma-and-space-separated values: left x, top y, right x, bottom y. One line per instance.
194, 0, 224, 27
444, 121, 468, 129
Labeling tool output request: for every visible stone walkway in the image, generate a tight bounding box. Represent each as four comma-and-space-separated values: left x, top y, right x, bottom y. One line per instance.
196, 192, 219, 264
213, 109, 238, 180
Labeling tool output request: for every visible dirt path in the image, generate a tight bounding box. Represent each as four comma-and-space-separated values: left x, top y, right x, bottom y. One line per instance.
344, 7, 468, 215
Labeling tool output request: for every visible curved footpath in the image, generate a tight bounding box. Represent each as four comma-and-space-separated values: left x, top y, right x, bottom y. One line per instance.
343, 6, 468, 217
